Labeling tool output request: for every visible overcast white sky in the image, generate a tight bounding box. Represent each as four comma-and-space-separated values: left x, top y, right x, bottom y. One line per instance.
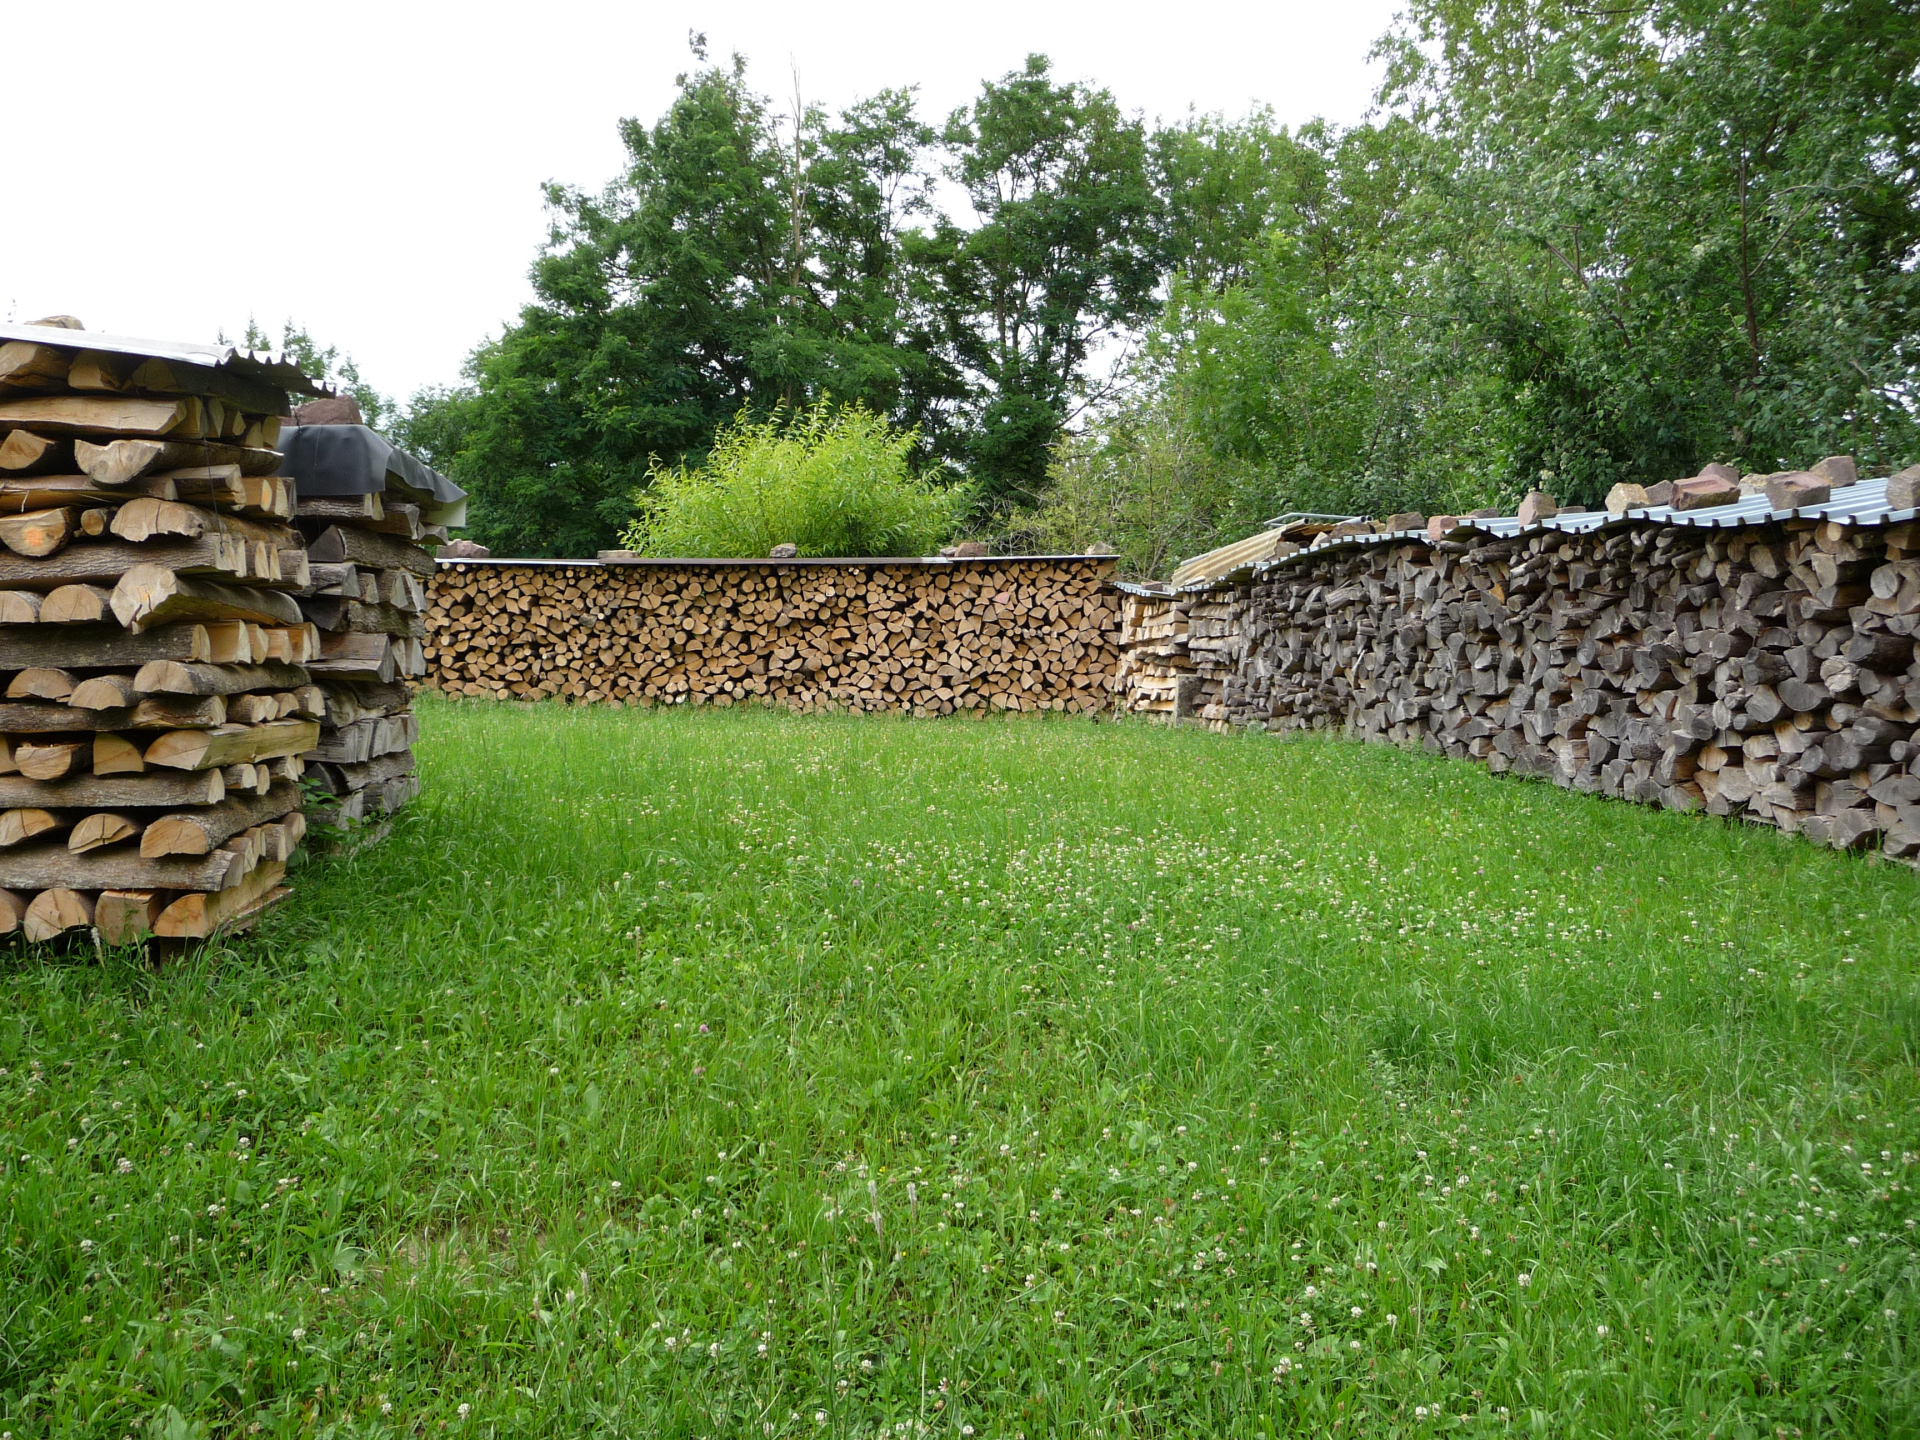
1, 0, 1398, 404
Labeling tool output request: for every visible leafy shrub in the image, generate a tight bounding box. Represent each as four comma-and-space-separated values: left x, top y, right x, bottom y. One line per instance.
620, 404, 968, 558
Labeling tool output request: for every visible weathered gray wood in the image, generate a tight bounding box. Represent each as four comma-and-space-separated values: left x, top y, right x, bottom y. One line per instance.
0, 838, 252, 892
0, 623, 210, 669
0, 771, 224, 808
304, 524, 435, 578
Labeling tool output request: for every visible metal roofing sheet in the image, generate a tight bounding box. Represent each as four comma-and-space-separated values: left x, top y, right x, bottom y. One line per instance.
1166, 476, 1917, 595
1168, 527, 1294, 588
0, 322, 331, 398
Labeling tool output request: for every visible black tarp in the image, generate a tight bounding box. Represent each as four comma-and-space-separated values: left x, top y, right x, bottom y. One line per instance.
276, 425, 467, 527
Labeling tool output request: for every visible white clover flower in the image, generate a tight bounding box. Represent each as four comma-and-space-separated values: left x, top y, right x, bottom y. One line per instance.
458, 1404, 471, 1421
116, 1158, 132, 1174
291, 1328, 305, 1340
1596, 1325, 1608, 1337
1517, 1272, 1531, 1287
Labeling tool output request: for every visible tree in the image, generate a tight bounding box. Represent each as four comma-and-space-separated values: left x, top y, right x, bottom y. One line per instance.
1376, 0, 1920, 498
916, 56, 1160, 510
410, 45, 952, 557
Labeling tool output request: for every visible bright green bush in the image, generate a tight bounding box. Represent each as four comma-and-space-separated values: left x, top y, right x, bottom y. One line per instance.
620, 404, 968, 558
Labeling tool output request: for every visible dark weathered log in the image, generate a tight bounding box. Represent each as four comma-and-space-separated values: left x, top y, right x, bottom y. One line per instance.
305, 524, 437, 578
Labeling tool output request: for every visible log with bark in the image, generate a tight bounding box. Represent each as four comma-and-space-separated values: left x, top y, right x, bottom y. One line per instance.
0, 336, 327, 942
1112, 476, 1920, 863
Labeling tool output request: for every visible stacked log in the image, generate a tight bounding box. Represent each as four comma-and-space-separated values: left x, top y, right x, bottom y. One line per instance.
293, 493, 435, 826
424, 559, 1121, 713
1117, 468, 1920, 862
1113, 588, 1202, 719
0, 329, 319, 941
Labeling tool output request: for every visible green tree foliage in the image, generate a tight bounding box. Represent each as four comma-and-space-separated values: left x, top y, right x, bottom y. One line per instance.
1004, 384, 1258, 580
620, 402, 967, 558
409, 47, 1157, 556
409, 50, 956, 558
915, 56, 1159, 506
1377, 0, 1920, 499
402, 6, 1920, 564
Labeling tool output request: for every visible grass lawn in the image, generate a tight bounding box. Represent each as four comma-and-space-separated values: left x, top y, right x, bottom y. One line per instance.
4, 697, 1918, 1439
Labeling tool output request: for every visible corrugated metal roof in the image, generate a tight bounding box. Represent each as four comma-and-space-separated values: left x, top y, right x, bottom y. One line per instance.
0, 322, 331, 398
1169, 528, 1294, 587
1170, 514, 1362, 589
1165, 476, 1917, 595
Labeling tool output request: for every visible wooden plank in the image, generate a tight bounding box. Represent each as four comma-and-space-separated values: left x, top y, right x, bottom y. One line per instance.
143, 719, 318, 771
0, 694, 226, 734
304, 523, 435, 578
1, 472, 175, 508
73, 438, 280, 486
111, 567, 304, 631
131, 660, 309, 698
141, 781, 300, 857
305, 630, 397, 681
0, 537, 245, 592
0, 771, 224, 808
307, 747, 414, 796
296, 495, 381, 522
0, 840, 250, 893
0, 395, 195, 439
154, 863, 287, 938
0, 623, 210, 669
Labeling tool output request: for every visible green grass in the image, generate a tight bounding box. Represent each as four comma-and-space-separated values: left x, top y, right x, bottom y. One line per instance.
3, 698, 1918, 1439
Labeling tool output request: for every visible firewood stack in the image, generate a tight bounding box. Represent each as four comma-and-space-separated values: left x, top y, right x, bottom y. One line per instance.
1112, 586, 1195, 718
425, 558, 1120, 713
282, 414, 461, 829
1118, 461, 1920, 862
0, 320, 327, 942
